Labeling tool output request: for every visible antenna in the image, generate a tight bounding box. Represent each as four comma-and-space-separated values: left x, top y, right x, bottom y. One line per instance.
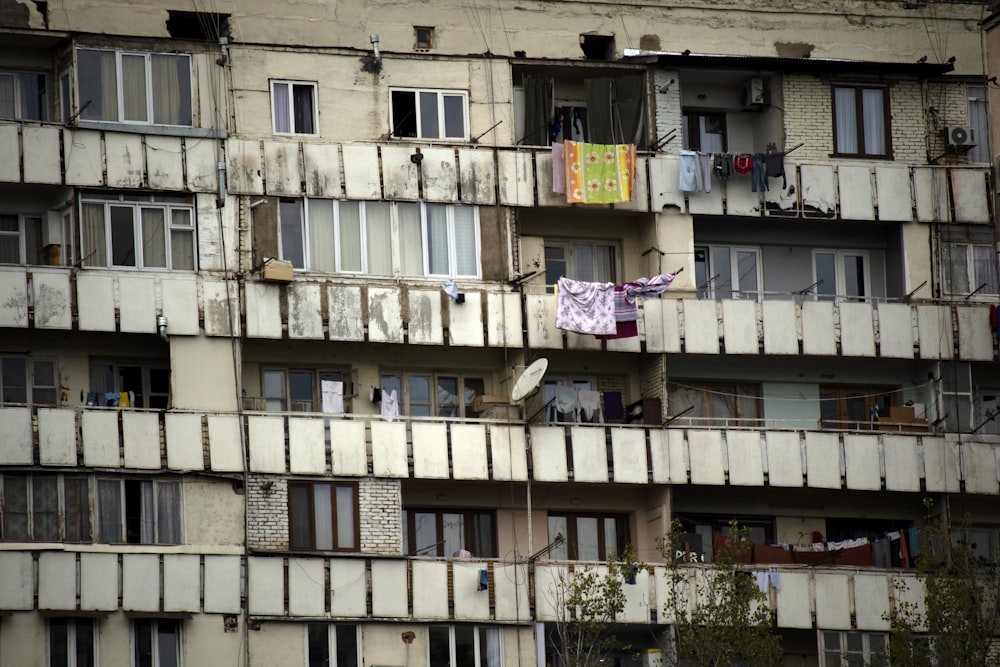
511, 358, 548, 402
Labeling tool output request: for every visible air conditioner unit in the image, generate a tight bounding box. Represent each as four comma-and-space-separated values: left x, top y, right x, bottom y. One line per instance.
944, 126, 977, 147
742, 77, 766, 110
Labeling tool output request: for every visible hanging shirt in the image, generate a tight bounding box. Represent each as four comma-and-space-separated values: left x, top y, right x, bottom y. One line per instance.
381, 388, 399, 420
555, 277, 616, 335
678, 150, 699, 192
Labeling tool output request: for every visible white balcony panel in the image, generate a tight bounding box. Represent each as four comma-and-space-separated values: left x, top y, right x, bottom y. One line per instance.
82, 411, 120, 467
894, 576, 927, 631
458, 148, 496, 205
370, 421, 408, 477
371, 560, 408, 617
123, 554, 160, 611
163, 554, 201, 612
917, 305, 953, 359
146, 135, 185, 190
202, 280, 239, 336
421, 147, 459, 202
38, 552, 76, 610
447, 291, 484, 347
721, 300, 757, 354
883, 435, 920, 492
329, 559, 367, 617
534, 151, 560, 208
160, 276, 199, 335
105, 133, 144, 188
226, 138, 264, 195
288, 283, 324, 339
23, 126, 60, 183
648, 429, 671, 484
726, 177, 762, 216
367, 287, 403, 343
956, 306, 992, 361
606, 328, 641, 352
914, 167, 950, 222
875, 166, 913, 222
614, 156, 649, 213
766, 431, 803, 487
649, 156, 685, 211
0, 268, 27, 327
165, 413, 203, 470
801, 301, 836, 355
800, 164, 836, 214
412, 561, 449, 619
288, 558, 325, 616
185, 137, 218, 192
682, 300, 719, 354
726, 430, 764, 486
486, 292, 523, 348
204, 556, 242, 613
248, 415, 286, 473
815, 573, 851, 630
843, 434, 881, 491
764, 176, 797, 211
531, 426, 569, 482
669, 429, 690, 483
62, 128, 102, 186
839, 302, 876, 357
534, 564, 568, 622
80, 553, 118, 610
0, 407, 31, 464
123, 412, 160, 469
570, 427, 609, 483
38, 408, 77, 466
330, 420, 368, 476
688, 429, 725, 485
408, 289, 443, 344
687, 182, 724, 215
248, 557, 285, 615
451, 424, 489, 480
775, 571, 811, 628
566, 329, 602, 351
454, 562, 491, 620
922, 437, 960, 493
876, 303, 915, 358
118, 275, 156, 333
490, 425, 529, 481
612, 429, 648, 484
526, 293, 562, 349
0, 125, 20, 182
618, 568, 650, 623
0, 553, 34, 609
32, 270, 71, 329
854, 574, 891, 631
208, 414, 244, 472
963, 442, 999, 495
302, 143, 342, 197
951, 169, 989, 223
342, 144, 382, 200
263, 140, 301, 195
762, 300, 797, 355
380, 145, 419, 200
838, 166, 875, 220
412, 422, 449, 479
288, 417, 326, 474
245, 282, 282, 338
328, 285, 365, 341
494, 563, 530, 621
497, 150, 534, 207
76, 273, 116, 331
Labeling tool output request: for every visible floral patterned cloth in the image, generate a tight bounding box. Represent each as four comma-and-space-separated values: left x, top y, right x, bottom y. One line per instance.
562, 140, 636, 204
554, 277, 616, 335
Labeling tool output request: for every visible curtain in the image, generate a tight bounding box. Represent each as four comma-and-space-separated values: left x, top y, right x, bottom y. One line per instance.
156, 482, 181, 544
336, 200, 362, 272
522, 74, 553, 145
32, 477, 59, 541
19, 73, 43, 120
365, 201, 392, 275
140, 481, 155, 544
973, 244, 998, 294
0, 73, 16, 118
398, 203, 424, 275
426, 204, 450, 275
584, 77, 614, 143
862, 88, 886, 155
279, 199, 304, 268
170, 209, 195, 270
272, 82, 290, 132
140, 207, 166, 268
151, 54, 191, 125
967, 84, 989, 164
121, 54, 148, 122
98, 480, 122, 542
292, 83, 314, 134
453, 206, 478, 276
307, 199, 336, 272
834, 87, 857, 154
78, 49, 118, 121
614, 74, 647, 147
336, 485, 355, 548
313, 484, 334, 550
81, 203, 108, 267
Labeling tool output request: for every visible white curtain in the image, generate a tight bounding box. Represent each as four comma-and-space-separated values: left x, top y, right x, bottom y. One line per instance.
453, 206, 478, 276
834, 87, 858, 154
98, 480, 122, 542
973, 244, 998, 294
151, 54, 190, 125
272, 82, 290, 133
398, 203, 424, 275
337, 200, 362, 272
139, 481, 155, 544
170, 209, 195, 270
121, 54, 147, 122
336, 485, 356, 548
140, 207, 166, 268
307, 199, 336, 272
481, 628, 501, 667
426, 204, 450, 275
81, 202, 107, 267
313, 484, 334, 550
366, 202, 392, 274
862, 88, 886, 155
156, 482, 181, 544
967, 84, 989, 164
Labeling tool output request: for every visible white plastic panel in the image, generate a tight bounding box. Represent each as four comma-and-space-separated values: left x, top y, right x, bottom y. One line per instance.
204, 555, 242, 613
843, 434, 881, 491
303, 143, 342, 198
329, 559, 367, 617
688, 429, 725, 485
913, 167, 950, 222
687, 182, 724, 215
0, 124, 20, 182
202, 279, 239, 336
883, 435, 920, 492
493, 563, 530, 621
342, 144, 381, 199
371, 560, 408, 617
370, 421, 408, 477
0, 269, 28, 327
146, 135, 185, 191
165, 413, 203, 470
649, 156, 686, 211
38, 408, 77, 466
570, 427, 609, 483
447, 291, 484, 347
160, 276, 199, 335
490, 425, 528, 481
605, 329, 641, 352
894, 576, 927, 631
245, 282, 282, 338
956, 306, 992, 361
951, 169, 989, 223
367, 287, 403, 343
38, 552, 76, 610
82, 411, 119, 467
497, 150, 534, 206
815, 573, 851, 630
76, 273, 116, 331
122, 554, 160, 611
800, 164, 836, 214
643, 298, 681, 353
23, 126, 60, 182
486, 292, 522, 348
381, 145, 420, 200
721, 300, 757, 354
801, 301, 836, 355
163, 554, 201, 612
329, 420, 368, 476
208, 414, 244, 472
566, 328, 602, 351
535, 151, 561, 208
762, 300, 797, 355
0, 407, 32, 464
32, 270, 72, 329
805, 431, 841, 489
766, 431, 803, 487
459, 148, 496, 205
105, 133, 144, 188
669, 429, 689, 483
412, 561, 449, 618
226, 138, 264, 194
421, 147, 459, 202
875, 166, 913, 221
248, 415, 286, 473
533, 565, 567, 622
963, 442, 999, 495
122, 412, 161, 469
328, 285, 365, 341
726, 176, 762, 216
775, 571, 812, 628
530, 426, 569, 482
288, 558, 325, 616
412, 422, 449, 479
80, 553, 118, 610
922, 436, 960, 493
408, 289, 443, 345
618, 568, 650, 623
263, 140, 302, 195
288, 417, 326, 474
682, 300, 719, 354
877, 303, 914, 358
648, 429, 672, 484
248, 557, 284, 615
726, 430, 764, 486
184, 137, 218, 192
0, 553, 34, 609
453, 562, 491, 620
62, 128, 102, 186
288, 283, 324, 339
451, 424, 489, 480
525, 293, 562, 350
838, 166, 875, 220
917, 305, 953, 359
839, 302, 876, 357
611, 429, 647, 484
854, 574, 891, 631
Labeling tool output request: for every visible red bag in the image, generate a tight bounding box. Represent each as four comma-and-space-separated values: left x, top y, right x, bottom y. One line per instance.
733, 154, 753, 174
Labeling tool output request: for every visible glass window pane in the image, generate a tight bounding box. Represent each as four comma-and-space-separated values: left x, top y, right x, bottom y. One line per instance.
272, 82, 290, 133
711, 247, 732, 297
81, 202, 108, 267
156, 482, 181, 544
3, 475, 29, 540
289, 370, 314, 411
453, 206, 478, 276
861, 88, 886, 155
603, 517, 619, 558
428, 626, 451, 667
335, 625, 359, 667
307, 624, 329, 667
290, 484, 313, 549
574, 244, 594, 282
544, 246, 567, 288
134, 620, 153, 667
335, 485, 355, 549
472, 512, 495, 557
78, 49, 118, 122
426, 204, 450, 275
263, 370, 287, 411
437, 377, 459, 417
547, 516, 568, 560
151, 54, 192, 126
171, 209, 194, 270
844, 254, 865, 298
815, 252, 837, 300
443, 94, 465, 138
391, 90, 417, 138
33, 476, 59, 541
398, 202, 424, 275
110, 206, 136, 267
292, 83, 315, 134
64, 478, 91, 542
419, 91, 440, 139
414, 511, 438, 555
0, 214, 19, 263
50, 618, 69, 667
408, 375, 432, 416
141, 208, 167, 268
121, 54, 148, 122
365, 202, 392, 274
337, 201, 362, 272
442, 512, 465, 556
576, 516, 600, 561
455, 625, 475, 667
76, 619, 95, 667
735, 250, 758, 298
157, 619, 179, 667
479, 628, 501, 667
834, 87, 858, 154
99, 480, 123, 542
594, 245, 614, 283
0, 73, 14, 118
314, 484, 334, 550
972, 244, 998, 294
2, 357, 27, 403
279, 199, 305, 268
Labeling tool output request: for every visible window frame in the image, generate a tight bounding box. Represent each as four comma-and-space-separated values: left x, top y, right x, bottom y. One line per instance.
831, 83, 892, 159
97, 478, 182, 545
546, 512, 629, 561
543, 240, 619, 289
694, 244, 762, 301
941, 240, 998, 299
812, 249, 871, 303
132, 618, 181, 667
305, 623, 361, 667
967, 83, 989, 164
48, 617, 99, 667
427, 625, 503, 667
0, 356, 58, 405
89, 360, 170, 409
1, 474, 92, 543
402, 508, 498, 557
666, 380, 762, 428
682, 110, 727, 152
379, 372, 487, 418
389, 87, 470, 141
288, 480, 360, 552
819, 630, 888, 667
0, 69, 49, 121
270, 79, 318, 136
79, 193, 196, 271
819, 385, 895, 430
257, 367, 347, 413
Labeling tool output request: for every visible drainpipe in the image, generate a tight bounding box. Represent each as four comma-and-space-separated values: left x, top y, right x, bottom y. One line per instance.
157, 315, 169, 343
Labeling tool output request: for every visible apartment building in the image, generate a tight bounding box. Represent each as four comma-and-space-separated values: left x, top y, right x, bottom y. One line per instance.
0, 0, 996, 665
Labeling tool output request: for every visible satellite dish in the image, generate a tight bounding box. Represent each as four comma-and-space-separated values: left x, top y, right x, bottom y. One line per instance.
511, 358, 548, 402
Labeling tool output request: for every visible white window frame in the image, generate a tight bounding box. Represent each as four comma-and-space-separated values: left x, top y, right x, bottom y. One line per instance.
812, 249, 871, 303
75, 48, 193, 126
967, 83, 989, 164
304, 623, 361, 667
543, 240, 618, 288
427, 625, 503, 667
819, 630, 888, 667
942, 241, 998, 298
131, 619, 181, 667
695, 245, 762, 301
80, 193, 196, 271
270, 79, 318, 136
389, 87, 470, 141
48, 617, 99, 667
0, 69, 49, 120
380, 372, 486, 418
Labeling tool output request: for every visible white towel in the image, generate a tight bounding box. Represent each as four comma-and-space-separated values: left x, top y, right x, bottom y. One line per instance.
381, 388, 399, 420
321, 380, 344, 414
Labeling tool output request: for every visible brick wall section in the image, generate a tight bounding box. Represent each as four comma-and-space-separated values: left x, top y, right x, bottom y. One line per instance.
247, 474, 289, 551
639, 353, 667, 421
925, 79, 973, 160
653, 70, 683, 155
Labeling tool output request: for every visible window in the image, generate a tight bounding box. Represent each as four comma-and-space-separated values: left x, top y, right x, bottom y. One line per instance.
306, 624, 360, 667
0, 70, 48, 120
673, 515, 774, 564
271, 80, 317, 135
832, 84, 890, 158
0, 356, 58, 405
683, 111, 726, 152
547, 513, 628, 561
1, 475, 91, 542
49, 618, 97, 667
694, 245, 761, 300
667, 381, 762, 428
967, 84, 989, 164
414, 27, 435, 51
255, 368, 347, 413
133, 619, 180, 667
80, 193, 195, 270
98, 479, 181, 544
544, 241, 617, 288
820, 631, 888, 667
819, 385, 894, 430
403, 509, 497, 557
813, 250, 870, 302
428, 626, 502, 667
941, 226, 998, 298
288, 481, 358, 551
76, 48, 192, 126
380, 373, 486, 418
954, 526, 1000, 565
0, 211, 73, 266
390, 88, 468, 140
542, 378, 597, 423
89, 361, 169, 409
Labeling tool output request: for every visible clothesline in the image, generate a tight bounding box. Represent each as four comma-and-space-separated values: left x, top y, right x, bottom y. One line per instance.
554, 273, 679, 339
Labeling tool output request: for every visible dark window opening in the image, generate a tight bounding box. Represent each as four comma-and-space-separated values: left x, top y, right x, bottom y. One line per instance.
402, 509, 497, 557
166, 10, 231, 40
415, 26, 434, 50
579, 33, 615, 60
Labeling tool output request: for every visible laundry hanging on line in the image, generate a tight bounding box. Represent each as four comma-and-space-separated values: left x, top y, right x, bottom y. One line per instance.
561, 140, 636, 205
